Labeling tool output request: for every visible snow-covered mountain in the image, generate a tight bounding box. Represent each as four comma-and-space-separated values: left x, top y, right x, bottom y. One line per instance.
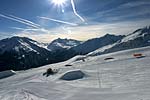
0, 36, 55, 71
0, 46, 150, 100
1, 26, 150, 72
1, 26, 150, 100
71, 34, 124, 54
88, 26, 150, 56
0, 36, 48, 54
47, 38, 81, 51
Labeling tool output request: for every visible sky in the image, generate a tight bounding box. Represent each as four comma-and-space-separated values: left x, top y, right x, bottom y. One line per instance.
0, 0, 150, 43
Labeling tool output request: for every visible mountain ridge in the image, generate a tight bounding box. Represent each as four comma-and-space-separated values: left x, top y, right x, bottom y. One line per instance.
0, 26, 150, 71
88, 26, 150, 56
71, 34, 125, 54
47, 38, 81, 51
0, 36, 55, 71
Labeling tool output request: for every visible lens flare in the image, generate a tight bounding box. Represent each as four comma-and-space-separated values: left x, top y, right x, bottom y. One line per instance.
51, 0, 66, 6
50, 0, 85, 24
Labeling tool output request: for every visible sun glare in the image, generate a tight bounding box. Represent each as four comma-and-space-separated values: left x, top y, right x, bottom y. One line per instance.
51, 0, 67, 6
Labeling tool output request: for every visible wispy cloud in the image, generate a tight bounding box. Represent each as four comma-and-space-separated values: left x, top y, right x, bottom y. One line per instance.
120, 1, 150, 8
0, 14, 54, 34
87, 1, 150, 23
14, 19, 150, 43
0, 32, 15, 40
10, 27, 51, 34
9, 15, 41, 27
0, 14, 40, 28
11, 27, 39, 31
38, 16, 78, 26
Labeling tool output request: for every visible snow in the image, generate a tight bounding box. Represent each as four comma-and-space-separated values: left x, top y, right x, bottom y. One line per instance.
47, 38, 81, 51
0, 36, 43, 54
60, 70, 85, 81
87, 43, 116, 56
0, 46, 150, 100
87, 27, 150, 57
19, 40, 38, 53
68, 55, 87, 62
121, 31, 141, 42
72, 34, 123, 54
0, 70, 16, 79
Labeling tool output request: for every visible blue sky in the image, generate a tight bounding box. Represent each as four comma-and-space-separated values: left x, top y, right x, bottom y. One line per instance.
0, 0, 150, 42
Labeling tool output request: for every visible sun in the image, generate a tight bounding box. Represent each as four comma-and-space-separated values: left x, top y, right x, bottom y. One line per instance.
51, 0, 67, 6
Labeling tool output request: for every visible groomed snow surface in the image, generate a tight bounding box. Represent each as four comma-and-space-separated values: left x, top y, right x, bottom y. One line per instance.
0, 46, 150, 100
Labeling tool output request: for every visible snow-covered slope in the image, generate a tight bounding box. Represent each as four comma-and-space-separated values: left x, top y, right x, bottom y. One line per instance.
0, 46, 150, 100
0, 36, 54, 71
88, 26, 150, 56
0, 36, 48, 54
47, 38, 81, 51
71, 34, 124, 54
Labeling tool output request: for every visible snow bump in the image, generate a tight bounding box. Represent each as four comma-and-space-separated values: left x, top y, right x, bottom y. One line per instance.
60, 70, 85, 81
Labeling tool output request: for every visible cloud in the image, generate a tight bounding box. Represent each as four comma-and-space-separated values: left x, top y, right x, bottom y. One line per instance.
0, 14, 40, 28
87, 1, 150, 23
120, 1, 150, 8
38, 16, 78, 26
0, 14, 54, 34
10, 26, 53, 37
0, 32, 15, 40
1, 1, 149, 43
14, 19, 150, 43
9, 15, 41, 27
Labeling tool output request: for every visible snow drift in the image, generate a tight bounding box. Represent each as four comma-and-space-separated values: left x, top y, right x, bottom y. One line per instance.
60, 70, 85, 81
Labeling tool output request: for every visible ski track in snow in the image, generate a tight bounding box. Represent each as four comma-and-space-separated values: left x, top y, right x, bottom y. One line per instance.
0, 46, 150, 100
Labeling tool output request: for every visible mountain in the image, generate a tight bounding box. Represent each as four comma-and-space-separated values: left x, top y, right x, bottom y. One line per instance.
0, 36, 55, 71
1, 26, 149, 71
47, 38, 81, 51
1, 46, 150, 100
48, 34, 124, 62
71, 34, 124, 54
88, 26, 150, 56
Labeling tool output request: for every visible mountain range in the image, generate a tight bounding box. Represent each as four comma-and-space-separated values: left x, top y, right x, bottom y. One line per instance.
88, 26, 150, 56
0, 26, 149, 71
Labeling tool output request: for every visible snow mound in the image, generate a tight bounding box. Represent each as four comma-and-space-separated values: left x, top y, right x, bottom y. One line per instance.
0, 70, 16, 79
60, 70, 85, 81
69, 55, 86, 62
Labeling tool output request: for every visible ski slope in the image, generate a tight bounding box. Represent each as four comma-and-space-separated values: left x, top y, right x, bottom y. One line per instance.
0, 46, 150, 100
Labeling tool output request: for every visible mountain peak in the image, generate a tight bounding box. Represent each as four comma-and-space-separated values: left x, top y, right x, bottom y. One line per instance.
47, 38, 81, 51
0, 36, 44, 54
103, 33, 114, 37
